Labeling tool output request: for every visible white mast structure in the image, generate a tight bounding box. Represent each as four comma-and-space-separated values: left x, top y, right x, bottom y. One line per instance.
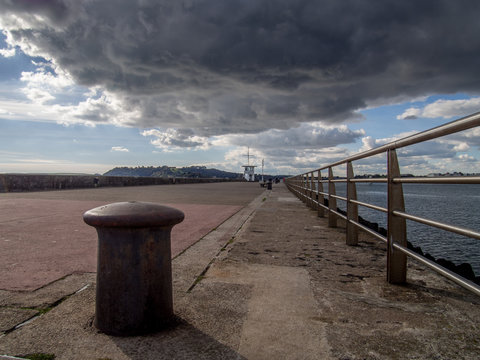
261, 159, 264, 183
242, 147, 257, 182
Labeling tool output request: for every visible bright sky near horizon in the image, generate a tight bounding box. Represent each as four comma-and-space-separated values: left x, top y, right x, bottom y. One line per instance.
0, 0, 479, 176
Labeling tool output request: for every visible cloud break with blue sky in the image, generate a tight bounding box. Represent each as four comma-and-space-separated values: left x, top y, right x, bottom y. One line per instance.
0, 0, 479, 175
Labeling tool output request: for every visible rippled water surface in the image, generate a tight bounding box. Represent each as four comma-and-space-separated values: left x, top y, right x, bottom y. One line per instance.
331, 183, 480, 275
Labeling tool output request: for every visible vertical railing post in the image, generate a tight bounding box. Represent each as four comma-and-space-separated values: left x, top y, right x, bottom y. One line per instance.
309, 171, 314, 208
290, 176, 295, 194
317, 170, 324, 217
297, 175, 300, 196
307, 172, 311, 205
346, 161, 358, 245
306, 173, 311, 207
299, 175, 305, 202
303, 174, 308, 203
294, 175, 298, 198
306, 172, 310, 207
306, 173, 310, 204
328, 167, 337, 227
387, 149, 407, 283
299, 174, 303, 201
297, 176, 300, 198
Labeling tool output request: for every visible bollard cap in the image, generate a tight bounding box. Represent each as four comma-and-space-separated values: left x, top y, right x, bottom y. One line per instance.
83, 201, 184, 228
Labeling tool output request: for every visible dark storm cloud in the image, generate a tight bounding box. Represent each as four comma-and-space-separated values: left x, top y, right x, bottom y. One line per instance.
223, 123, 364, 149
1, 0, 480, 137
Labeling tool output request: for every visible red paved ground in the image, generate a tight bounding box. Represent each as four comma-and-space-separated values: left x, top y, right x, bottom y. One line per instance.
0, 198, 240, 291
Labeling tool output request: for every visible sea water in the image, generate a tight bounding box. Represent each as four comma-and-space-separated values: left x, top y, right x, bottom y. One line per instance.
330, 182, 480, 275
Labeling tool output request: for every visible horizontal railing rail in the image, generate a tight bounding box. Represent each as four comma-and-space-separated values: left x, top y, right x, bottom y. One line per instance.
285, 111, 480, 296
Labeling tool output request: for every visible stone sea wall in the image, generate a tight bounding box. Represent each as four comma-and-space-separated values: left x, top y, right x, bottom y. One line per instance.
0, 174, 241, 193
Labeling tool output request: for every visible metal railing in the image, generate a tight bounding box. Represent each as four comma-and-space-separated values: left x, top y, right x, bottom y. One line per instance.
285, 112, 480, 296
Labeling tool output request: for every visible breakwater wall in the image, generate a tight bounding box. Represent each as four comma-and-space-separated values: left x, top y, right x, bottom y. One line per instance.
0, 174, 241, 193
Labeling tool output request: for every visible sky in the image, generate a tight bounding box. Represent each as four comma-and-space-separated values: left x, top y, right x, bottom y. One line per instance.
0, 0, 479, 176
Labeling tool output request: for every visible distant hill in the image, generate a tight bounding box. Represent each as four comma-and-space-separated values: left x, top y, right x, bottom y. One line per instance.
103, 166, 243, 179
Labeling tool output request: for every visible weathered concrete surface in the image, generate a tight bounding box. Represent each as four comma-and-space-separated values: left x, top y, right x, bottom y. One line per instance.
0, 183, 266, 359
206, 262, 329, 359
1, 183, 479, 359
0, 182, 262, 290
0, 181, 259, 205
217, 185, 480, 359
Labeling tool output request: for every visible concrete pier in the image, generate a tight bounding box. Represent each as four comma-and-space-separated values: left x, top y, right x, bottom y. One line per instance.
1, 182, 479, 359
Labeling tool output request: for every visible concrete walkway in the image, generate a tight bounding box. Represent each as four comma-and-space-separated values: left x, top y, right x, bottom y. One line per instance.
0, 182, 261, 291
1, 183, 479, 359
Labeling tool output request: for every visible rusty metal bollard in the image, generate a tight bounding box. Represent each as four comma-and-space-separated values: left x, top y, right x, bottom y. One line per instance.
83, 201, 184, 336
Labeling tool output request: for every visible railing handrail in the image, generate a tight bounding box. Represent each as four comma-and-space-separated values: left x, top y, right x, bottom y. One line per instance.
285, 112, 480, 296
309, 111, 480, 172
